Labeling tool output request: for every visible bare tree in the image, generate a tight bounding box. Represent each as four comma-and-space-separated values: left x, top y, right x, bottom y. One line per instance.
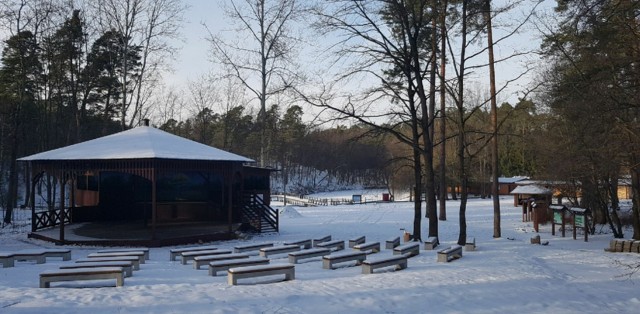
89, 0, 186, 129
205, 0, 303, 166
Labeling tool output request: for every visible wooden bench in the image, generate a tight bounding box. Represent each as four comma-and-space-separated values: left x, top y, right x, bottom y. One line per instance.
13, 250, 47, 264
88, 251, 146, 264
283, 239, 312, 249
353, 241, 380, 254
60, 261, 134, 277
312, 235, 332, 247
1, 253, 15, 268
76, 256, 140, 270
227, 264, 295, 285
322, 251, 367, 269
315, 240, 345, 252
209, 257, 270, 276
181, 249, 232, 265
348, 236, 366, 248
437, 245, 463, 262
393, 242, 420, 257
193, 253, 249, 270
362, 254, 408, 274
259, 245, 301, 258
424, 236, 438, 250
288, 248, 331, 264
169, 245, 218, 261
465, 237, 476, 251
385, 236, 400, 249
40, 267, 125, 288
98, 248, 149, 260
233, 243, 274, 253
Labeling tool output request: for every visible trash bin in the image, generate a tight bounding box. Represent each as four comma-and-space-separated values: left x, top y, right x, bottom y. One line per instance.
382, 193, 389, 201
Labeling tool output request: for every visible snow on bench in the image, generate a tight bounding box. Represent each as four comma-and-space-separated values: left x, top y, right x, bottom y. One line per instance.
437, 245, 463, 263
0, 253, 15, 268
315, 240, 345, 252
193, 253, 249, 270
233, 243, 274, 254
259, 245, 301, 258
169, 245, 219, 261
393, 242, 420, 257
352, 242, 380, 254
465, 237, 476, 251
208, 257, 270, 276
40, 267, 125, 288
288, 248, 331, 264
283, 239, 312, 249
60, 261, 134, 277
312, 235, 332, 247
181, 249, 232, 265
322, 251, 367, 269
348, 236, 366, 248
385, 236, 400, 249
362, 254, 408, 274
97, 248, 149, 260
76, 256, 140, 270
424, 236, 439, 250
227, 264, 295, 285
88, 251, 146, 264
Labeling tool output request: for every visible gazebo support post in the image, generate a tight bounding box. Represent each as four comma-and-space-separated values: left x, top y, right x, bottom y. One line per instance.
227, 177, 233, 234
59, 175, 65, 242
151, 167, 157, 240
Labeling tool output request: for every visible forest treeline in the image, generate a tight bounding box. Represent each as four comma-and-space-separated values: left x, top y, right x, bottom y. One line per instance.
0, 0, 639, 241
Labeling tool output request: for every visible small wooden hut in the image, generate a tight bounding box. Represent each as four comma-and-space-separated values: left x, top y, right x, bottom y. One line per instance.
18, 124, 277, 246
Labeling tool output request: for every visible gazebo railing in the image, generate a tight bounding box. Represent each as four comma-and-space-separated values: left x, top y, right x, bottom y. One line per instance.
242, 193, 278, 233
32, 207, 71, 231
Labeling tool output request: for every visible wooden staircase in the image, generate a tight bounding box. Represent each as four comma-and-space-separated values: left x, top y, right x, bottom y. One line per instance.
241, 193, 278, 233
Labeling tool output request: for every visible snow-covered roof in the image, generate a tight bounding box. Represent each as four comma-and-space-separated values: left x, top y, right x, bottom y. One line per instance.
498, 176, 529, 184
18, 126, 254, 162
510, 185, 553, 195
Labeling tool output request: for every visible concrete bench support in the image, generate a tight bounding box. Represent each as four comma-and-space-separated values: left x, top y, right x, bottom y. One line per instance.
322, 251, 367, 269
393, 243, 420, 257
385, 237, 400, 249
465, 237, 476, 251
209, 257, 269, 276
424, 237, 439, 250
437, 245, 463, 263
40, 267, 124, 288
348, 236, 366, 248
227, 264, 295, 285
362, 255, 408, 274
288, 248, 331, 264
0, 253, 15, 268
353, 242, 380, 254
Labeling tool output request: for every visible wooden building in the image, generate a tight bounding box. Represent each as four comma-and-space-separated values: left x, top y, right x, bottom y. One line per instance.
18, 125, 277, 246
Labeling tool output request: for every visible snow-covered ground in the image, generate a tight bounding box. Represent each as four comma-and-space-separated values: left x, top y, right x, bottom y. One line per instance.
1, 193, 639, 313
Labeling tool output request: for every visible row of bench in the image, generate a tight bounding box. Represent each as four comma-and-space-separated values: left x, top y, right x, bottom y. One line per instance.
39, 248, 150, 288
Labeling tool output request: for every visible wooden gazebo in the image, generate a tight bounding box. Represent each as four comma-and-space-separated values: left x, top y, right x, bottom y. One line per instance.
18, 124, 278, 246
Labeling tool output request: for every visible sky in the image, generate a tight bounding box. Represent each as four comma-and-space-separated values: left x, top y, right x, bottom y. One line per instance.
1, 192, 639, 313
165, 0, 559, 114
